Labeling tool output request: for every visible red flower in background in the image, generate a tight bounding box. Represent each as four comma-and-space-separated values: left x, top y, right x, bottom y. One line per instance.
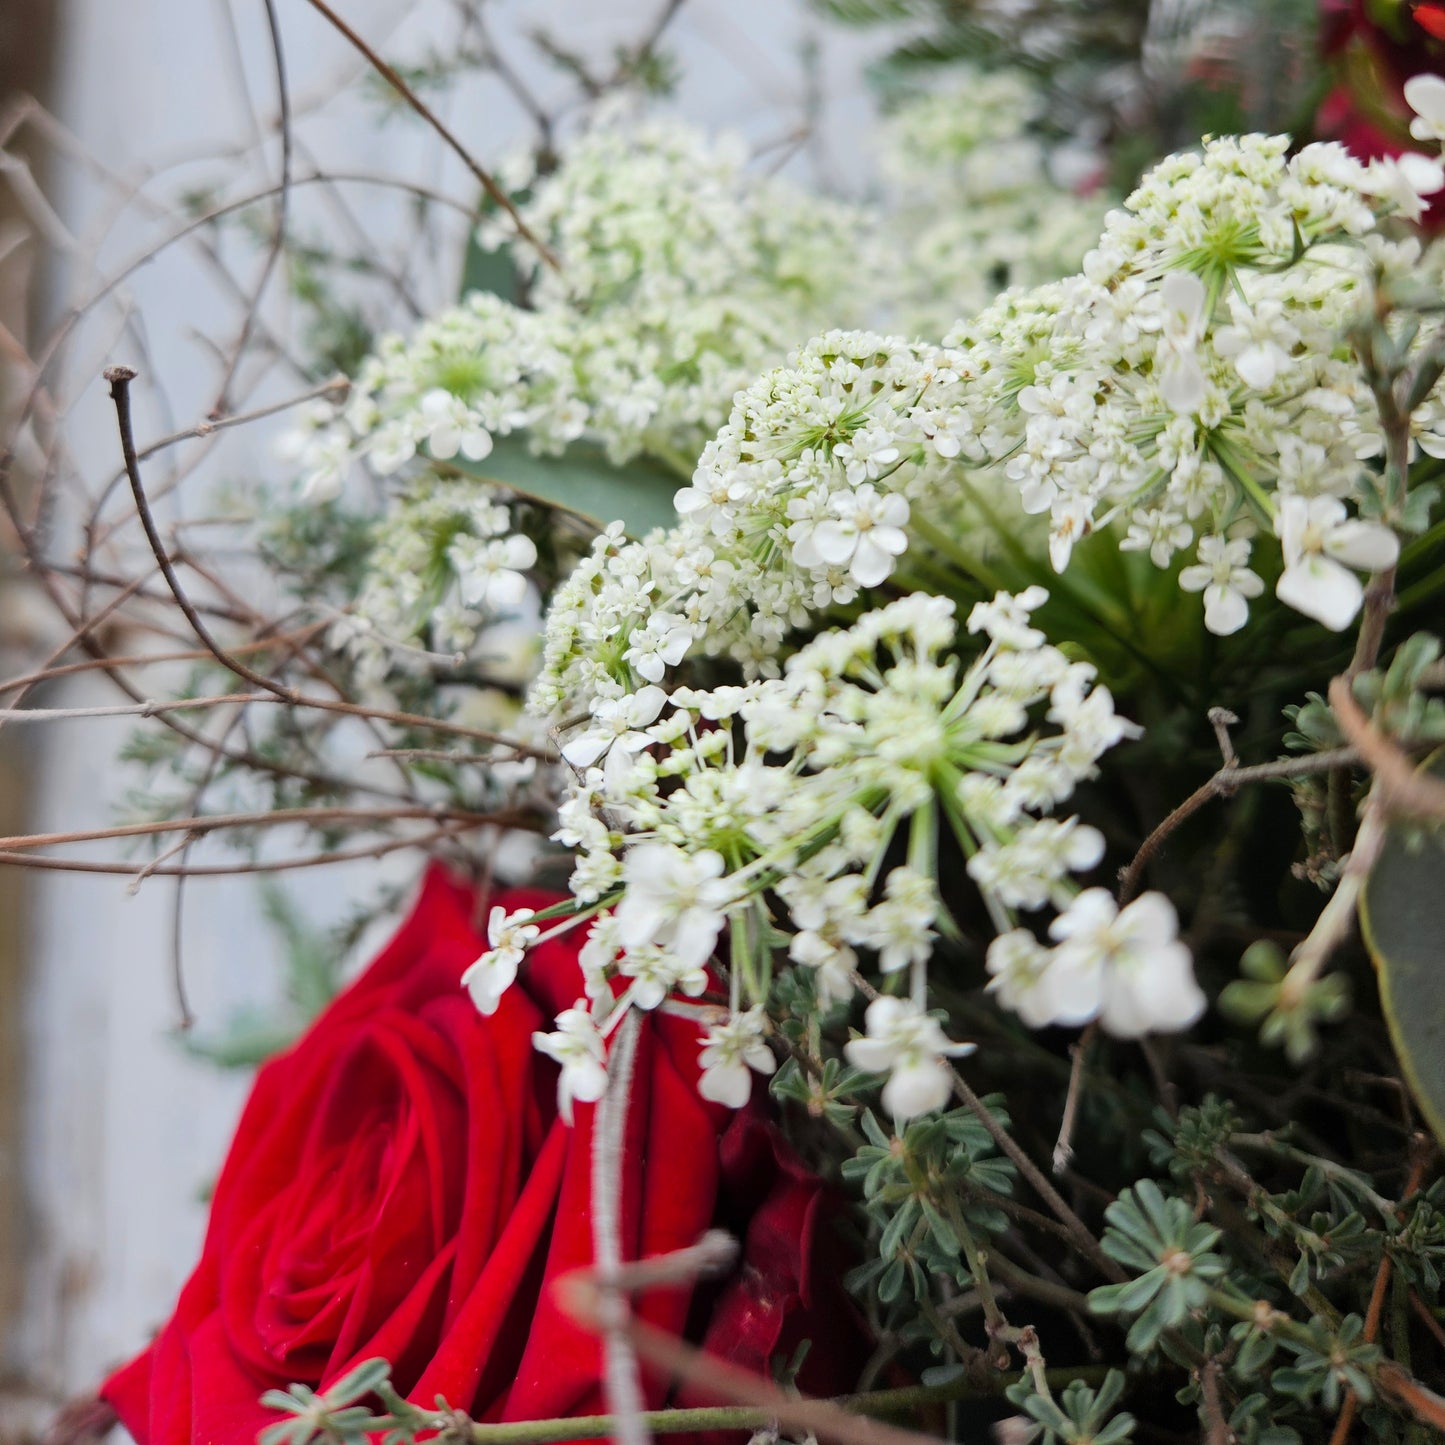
101, 867, 866, 1445
1317, 0, 1445, 225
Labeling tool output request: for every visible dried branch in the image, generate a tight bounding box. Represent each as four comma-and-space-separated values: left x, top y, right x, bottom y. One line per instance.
99, 365, 551, 760
0, 693, 277, 723
209, 0, 292, 417
1329, 674, 1445, 822
134, 376, 348, 466
0, 622, 331, 698
556, 1232, 951, 1445
298, 0, 561, 272
0, 821, 476, 878
1117, 744, 1364, 905
0, 801, 529, 854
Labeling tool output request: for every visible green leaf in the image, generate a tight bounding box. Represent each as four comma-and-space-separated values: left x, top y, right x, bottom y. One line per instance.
460, 231, 522, 307
1360, 753, 1445, 1149
1287, 1251, 1312, 1297
450, 436, 682, 538
322, 1357, 392, 1404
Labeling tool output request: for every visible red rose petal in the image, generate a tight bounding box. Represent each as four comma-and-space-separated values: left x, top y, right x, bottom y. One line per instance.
99, 865, 870, 1443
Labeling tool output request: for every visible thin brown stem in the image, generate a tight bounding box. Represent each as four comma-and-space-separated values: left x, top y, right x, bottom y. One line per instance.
209, 0, 291, 416
106, 365, 293, 700
1053, 1021, 1097, 1174
1330, 674, 1445, 821
1118, 745, 1363, 904
134, 377, 347, 466
104, 367, 553, 758
0, 622, 331, 697
298, 0, 560, 272
0, 802, 527, 853
949, 1067, 1126, 1284
0, 821, 474, 878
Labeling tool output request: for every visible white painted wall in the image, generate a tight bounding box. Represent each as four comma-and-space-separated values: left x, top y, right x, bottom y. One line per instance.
12, 0, 894, 1406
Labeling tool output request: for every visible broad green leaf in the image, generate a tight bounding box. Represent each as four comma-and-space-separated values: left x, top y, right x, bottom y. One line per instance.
460, 229, 522, 307
1360, 754, 1445, 1148
452, 197, 684, 537
450, 436, 682, 538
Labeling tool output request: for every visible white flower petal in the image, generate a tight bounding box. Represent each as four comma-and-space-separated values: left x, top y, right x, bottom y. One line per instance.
1276, 555, 1365, 632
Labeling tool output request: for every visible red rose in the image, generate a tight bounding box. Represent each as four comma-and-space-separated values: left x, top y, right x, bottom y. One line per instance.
1317, 0, 1445, 225
101, 866, 864, 1444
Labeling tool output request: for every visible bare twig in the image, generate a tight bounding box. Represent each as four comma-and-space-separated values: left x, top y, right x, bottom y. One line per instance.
106, 365, 294, 700
0, 821, 474, 877
134, 376, 348, 465
209, 0, 291, 416
1329, 674, 1445, 822
0, 693, 277, 723
949, 1066, 1126, 1284
1207, 707, 1238, 767
0, 802, 523, 854
0, 622, 331, 697
367, 745, 531, 765
298, 0, 561, 272
1052, 1021, 1097, 1174
1118, 744, 1364, 904
103, 366, 553, 759
556, 1233, 950, 1445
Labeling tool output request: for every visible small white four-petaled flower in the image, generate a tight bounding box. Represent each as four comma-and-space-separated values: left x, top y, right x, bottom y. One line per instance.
614, 844, 735, 977
1274, 494, 1399, 632
461, 905, 540, 1015
697, 1006, 777, 1107
844, 996, 976, 1121
532, 1000, 610, 1123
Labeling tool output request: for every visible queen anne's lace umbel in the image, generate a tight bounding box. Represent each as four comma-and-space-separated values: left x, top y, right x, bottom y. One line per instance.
297, 102, 1445, 1124
949, 134, 1445, 633
477, 129, 1445, 1123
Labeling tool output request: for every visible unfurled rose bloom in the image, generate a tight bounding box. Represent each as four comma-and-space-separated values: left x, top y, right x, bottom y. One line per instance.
101, 866, 865, 1445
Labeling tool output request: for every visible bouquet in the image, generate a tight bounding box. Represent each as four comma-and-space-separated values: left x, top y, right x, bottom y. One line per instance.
6, 3, 1445, 1442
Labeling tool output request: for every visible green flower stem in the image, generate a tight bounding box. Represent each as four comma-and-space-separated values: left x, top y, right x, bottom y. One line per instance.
1204, 1288, 1319, 1350
455, 1374, 1087, 1443
945, 1196, 1009, 1336
1206, 1188, 1342, 1329
1209, 435, 1275, 524
986, 1247, 1097, 1319
1226, 1135, 1397, 1224
922, 489, 1190, 699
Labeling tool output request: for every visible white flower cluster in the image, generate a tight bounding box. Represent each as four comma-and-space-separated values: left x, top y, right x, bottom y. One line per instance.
497, 115, 874, 468
286, 295, 576, 503
424, 107, 1445, 1132
330, 476, 538, 690
531, 330, 991, 716
288, 114, 875, 504
948, 133, 1445, 634
876, 69, 1106, 334
507, 591, 1200, 1122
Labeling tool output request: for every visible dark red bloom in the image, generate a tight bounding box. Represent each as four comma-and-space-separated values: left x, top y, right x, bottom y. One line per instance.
101, 867, 864, 1444
1317, 0, 1445, 225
